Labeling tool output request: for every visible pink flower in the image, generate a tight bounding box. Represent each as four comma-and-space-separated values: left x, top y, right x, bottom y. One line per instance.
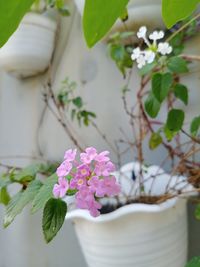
77, 164, 90, 178
64, 149, 77, 162
75, 186, 102, 217
53, 177, 69, 198
80, 147, 97, 164
88, 176, 105, 197
53, 147, 121, 217
102, 176, 121, 197
94, 161, 116, 176
95, 151, 110, 162
56, 160, 72, 178
70, 174, 87, 190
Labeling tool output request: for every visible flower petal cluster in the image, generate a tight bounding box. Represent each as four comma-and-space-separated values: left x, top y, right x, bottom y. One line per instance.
53, 147, 121, 217
131, 26, 173, 69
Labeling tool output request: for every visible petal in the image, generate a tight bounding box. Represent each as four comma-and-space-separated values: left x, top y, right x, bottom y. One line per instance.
53, 184, 61, 198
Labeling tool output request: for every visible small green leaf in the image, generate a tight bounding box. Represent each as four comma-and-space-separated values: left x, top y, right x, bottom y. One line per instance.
144, 92, 161, 118
167, 57, 188, 74
31, 173, 58, 214
57, 6, 70, 16
163, 125, 177, 141
185, 257, 200, 267
4, 180, 42, 227
67, 189, 77, 196
38, 163, 59, 176
174, 84, 188, 105
83, 0, 129, 47
120, 8, 128, 21
110, 44, 125, 61
14, 164, 41, 183
190, 116, 200, 136
166, 109, 185, 132
0, 174, 11, 189
0, 187, 10, 206
195, 204, 200, 220
149, 132, 162, 150
72, 97, 83, 108
139, 62, 157, 76
169, 32, 184, 56
152, 73, 173, 103
162, 0, 200, 28
42, 198, 67, 243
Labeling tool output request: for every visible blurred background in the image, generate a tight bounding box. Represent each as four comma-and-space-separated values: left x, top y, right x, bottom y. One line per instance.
0, 4, 200, 266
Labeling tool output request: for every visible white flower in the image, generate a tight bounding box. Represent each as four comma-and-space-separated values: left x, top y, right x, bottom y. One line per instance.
158, 42, 173, 55
149, 30, 164, 41
144, 50, 156, 64
136, 55, 146, 69
137, 26, 147, 39
131, 47, 141, 60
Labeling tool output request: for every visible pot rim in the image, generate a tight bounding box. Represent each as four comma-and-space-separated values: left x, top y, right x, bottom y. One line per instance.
66, 197, 184, 223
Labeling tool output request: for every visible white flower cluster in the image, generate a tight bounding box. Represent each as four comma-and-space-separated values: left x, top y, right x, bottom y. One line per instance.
131, 26, 173, 69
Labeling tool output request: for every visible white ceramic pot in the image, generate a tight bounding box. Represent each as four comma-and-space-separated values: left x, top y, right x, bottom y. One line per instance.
74, 0, 164, 37
0, 12, 57, 78
66, 163, 188, 267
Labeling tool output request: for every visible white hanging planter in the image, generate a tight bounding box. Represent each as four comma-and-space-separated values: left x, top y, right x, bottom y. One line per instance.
74, 0, 164, 39
0, 12, 57, 78
66, 163, 188, 267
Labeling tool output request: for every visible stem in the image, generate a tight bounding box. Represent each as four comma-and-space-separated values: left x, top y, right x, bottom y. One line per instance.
167, 13, 200, 43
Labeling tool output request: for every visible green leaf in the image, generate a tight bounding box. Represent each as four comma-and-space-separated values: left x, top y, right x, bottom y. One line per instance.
166, 109, 185, 132
149, 132, 163, 150
190, 116, 200, 136
152, 73, 173, 103
31, 173, 58, 214
109, 44, 132, 76
42, 198, 67, 243
0, 174, 11, 189
83, 0, 129, 47
174, 84, 188, 105
120, 8, 128, 21
163, 125, 177, 141
110, 44, 125, 61
139, 62, 157, 76
144, 92, 161, 118
4, 180, 42, 227
72, 97, 83, 108
38, 162, 59, 176
162, 0, 200, 28
0, 0, 35, 47
0, 187, 10, 206
185, 257, 200, 267
169, 32, 184, 56
67, 189, 77, 196
195, 204, 200, 220
14, 164, 41, 183
167, 57, 188, 74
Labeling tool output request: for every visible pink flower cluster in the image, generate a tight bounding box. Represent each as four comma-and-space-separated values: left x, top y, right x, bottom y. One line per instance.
53, 147, 121, 217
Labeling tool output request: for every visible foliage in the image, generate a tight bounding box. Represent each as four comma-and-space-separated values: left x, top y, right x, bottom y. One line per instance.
57, 78, 96, 127
45, 0, 70, 16
185, 257, 200, 267
162, 0, 200, 28
4, 180, 43, 227
31, 173, 58, 214
83, 0, 129, 47
0, 0, 199, 48
42, 198, 67, 243
107, 32, 134, 77
0, 0, 35, 48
